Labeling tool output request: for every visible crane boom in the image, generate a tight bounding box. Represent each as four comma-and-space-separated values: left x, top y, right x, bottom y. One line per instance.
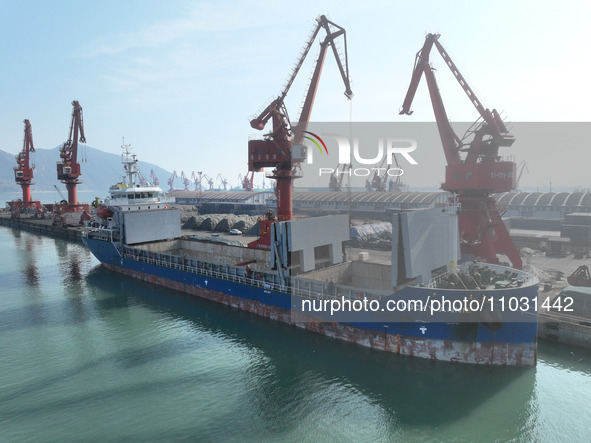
400, 34, 514, 166
248, 15, 353, 228
250, 15, 352, 132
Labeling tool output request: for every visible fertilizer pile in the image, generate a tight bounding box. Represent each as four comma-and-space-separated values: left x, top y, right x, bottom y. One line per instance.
182, 213, 260, 233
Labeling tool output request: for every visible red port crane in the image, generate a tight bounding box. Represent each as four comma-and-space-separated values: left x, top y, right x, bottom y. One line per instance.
137, 170, 148, 186
241, 171, 254, 191
168, 170, 177, 192
57, 100, 86, 206
180, 171, 191, 190
150, 169, 160, 186
14, 119, 39, 207
400, 33, 521, 269
248, 14, 353, 224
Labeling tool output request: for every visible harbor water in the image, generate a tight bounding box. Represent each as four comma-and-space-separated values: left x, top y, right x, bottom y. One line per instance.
1, 225, 591, 442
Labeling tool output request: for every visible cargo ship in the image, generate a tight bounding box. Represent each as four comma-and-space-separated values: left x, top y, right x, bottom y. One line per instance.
82, 146, 539, 366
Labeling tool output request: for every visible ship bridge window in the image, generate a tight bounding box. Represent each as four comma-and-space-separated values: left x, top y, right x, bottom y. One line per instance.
135, 193, 141, 199
128, 194, 135, 199
141, 192, 147, 198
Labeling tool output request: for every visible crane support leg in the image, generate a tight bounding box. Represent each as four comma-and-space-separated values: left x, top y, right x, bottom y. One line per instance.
66, 183, 78, 206
22, 184, 32, 203
458, 196, 522, 269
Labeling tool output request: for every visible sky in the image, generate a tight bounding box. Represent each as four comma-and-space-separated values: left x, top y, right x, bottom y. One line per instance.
1, 0, 590, 191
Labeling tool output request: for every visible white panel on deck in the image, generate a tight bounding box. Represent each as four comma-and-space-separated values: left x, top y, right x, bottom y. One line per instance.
392, 207, 459, 285
123, 209, 181, 244
288, 215, 349, 272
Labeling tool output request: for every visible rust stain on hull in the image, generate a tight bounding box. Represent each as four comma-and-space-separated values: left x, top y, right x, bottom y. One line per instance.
105, 263, 536, 366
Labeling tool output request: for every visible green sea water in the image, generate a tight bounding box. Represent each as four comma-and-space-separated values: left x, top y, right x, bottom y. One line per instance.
1, 226, 591, 442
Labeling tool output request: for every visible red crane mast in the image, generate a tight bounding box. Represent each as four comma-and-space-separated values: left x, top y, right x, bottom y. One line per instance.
400, 33, 521, 269
57, 100, 86, 206
248, 15, 353, 224
14, 119, 37, 205
150, 169, 160, 186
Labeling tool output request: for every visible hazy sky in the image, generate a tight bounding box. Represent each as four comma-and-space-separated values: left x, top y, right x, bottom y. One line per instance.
1, 0, 590, 190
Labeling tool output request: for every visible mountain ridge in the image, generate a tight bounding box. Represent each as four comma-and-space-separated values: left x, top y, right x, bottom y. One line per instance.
1, 145, 172, 194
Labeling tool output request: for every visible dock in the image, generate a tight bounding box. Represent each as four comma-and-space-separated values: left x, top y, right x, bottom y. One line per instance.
528, 253, 591, 348
0, 211, 85, 241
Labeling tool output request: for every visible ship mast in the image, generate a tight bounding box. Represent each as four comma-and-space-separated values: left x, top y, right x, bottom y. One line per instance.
121, 138, 139, 188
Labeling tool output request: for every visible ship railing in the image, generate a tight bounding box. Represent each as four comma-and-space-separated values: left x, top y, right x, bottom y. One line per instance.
290, 277, 389, 302
121, 246, 287, 291
120, 246, 396, 300
84, 228, 117, 242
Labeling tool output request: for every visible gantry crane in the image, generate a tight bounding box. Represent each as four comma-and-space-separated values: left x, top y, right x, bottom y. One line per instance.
370, 154, 406, 192
168, 170, 177, 192
240, 171, 254, 191
137, 169, 148, 186
247, 15, 353, 249
388, 154, 407, 192
191, 171, 202, 191
370, 157, 388, 192
217, 174, 229, 190
180, 171, 191, 190
150, 169, 160, 186
203, 174, 215, 191
56, 100, 86, 207
13, 119, 41, 210
248, 14, 353, 223
328, 163, 351, 192
400, 33, 521, 269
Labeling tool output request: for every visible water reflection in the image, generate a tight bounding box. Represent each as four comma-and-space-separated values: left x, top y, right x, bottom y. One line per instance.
9, 229, 40, 286
23, 263, 39, 286
86, 268, 537, 437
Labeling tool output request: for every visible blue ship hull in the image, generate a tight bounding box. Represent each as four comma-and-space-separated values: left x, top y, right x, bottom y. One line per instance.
83, 236, 538, 365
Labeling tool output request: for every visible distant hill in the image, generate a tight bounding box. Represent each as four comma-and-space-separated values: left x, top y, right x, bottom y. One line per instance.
0, 146, 171, 193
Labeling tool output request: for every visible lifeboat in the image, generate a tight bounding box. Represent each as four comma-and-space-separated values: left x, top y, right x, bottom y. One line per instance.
97, 205, 113, 219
